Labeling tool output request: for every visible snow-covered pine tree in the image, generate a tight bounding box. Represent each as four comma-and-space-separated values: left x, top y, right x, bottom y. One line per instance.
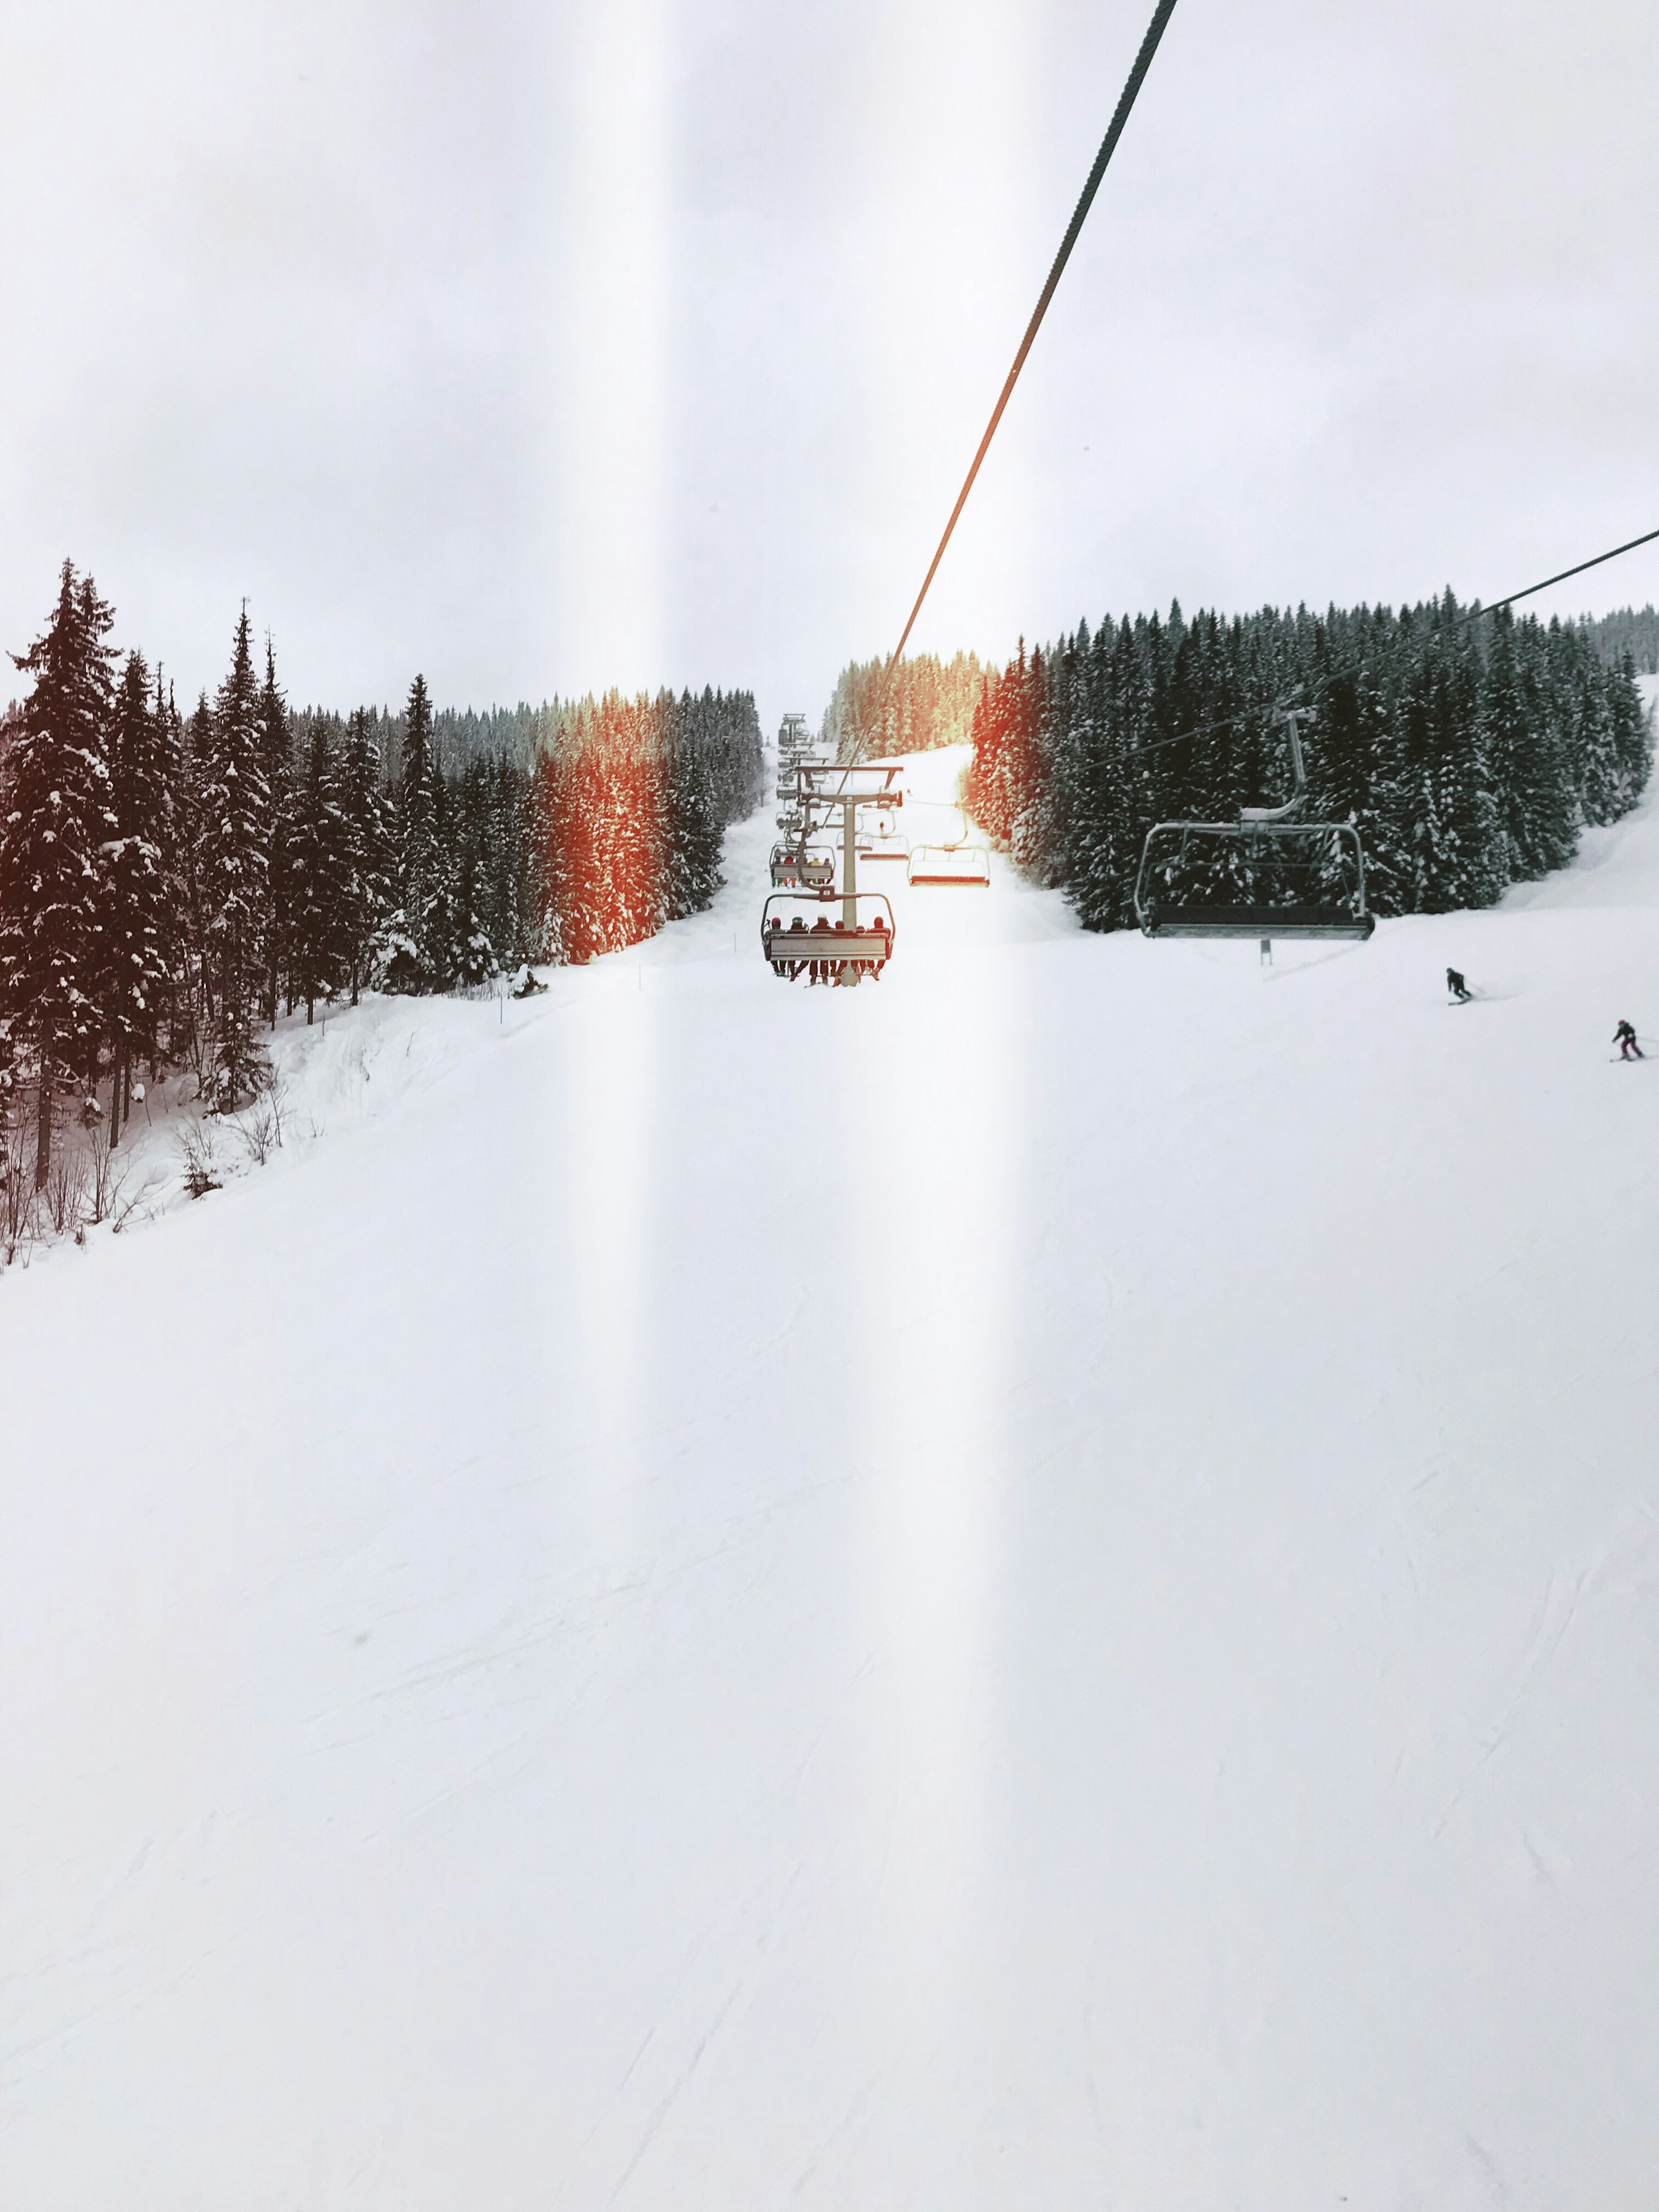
288, 719, 347, 1022
1606, 648, 1653, 809
1479, 609, 1572, 883
174, 690, 215, 1077
100, 649, 179, 1141
482, 755, 532, 971
151, 675, 190, 1071
335, 706, 392, 1004
664, 689, 724, 921
450, 756, 498, 988
428, 754, 462, 988
388, 674, 441, 993
256, 638, 293, 1024
965, 646, 1038, 849
0, 563, 118, 1186
195, 606, 273, 1105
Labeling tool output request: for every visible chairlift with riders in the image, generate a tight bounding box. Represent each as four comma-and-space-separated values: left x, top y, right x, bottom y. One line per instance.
769, 843, 837, 890
761, 891, 895, 984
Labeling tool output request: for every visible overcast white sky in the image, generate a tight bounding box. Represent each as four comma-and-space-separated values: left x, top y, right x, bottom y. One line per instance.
2, 0, 1655, 729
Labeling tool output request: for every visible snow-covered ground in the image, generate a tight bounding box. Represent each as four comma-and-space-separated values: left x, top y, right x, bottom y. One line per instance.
5, 724, 1659, 2209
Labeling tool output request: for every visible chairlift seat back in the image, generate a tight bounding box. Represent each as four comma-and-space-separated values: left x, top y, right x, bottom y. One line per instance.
763, 922, 892, 970
1141, 904, 1376, 941
907, 845, 991, 888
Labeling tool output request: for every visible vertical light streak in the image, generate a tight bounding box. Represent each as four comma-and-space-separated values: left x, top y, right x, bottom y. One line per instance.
560, 978, 659, 1500
839, 934, 1027, 2088
847, 0, 1048, 655
552, 0, 672, 692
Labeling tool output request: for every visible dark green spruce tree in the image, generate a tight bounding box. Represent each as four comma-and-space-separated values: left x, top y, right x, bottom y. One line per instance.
0, 563, 117, 1187
196, 605, 272, 1103
288, 720, 346, 1022
389, 673, 441, 992
336, 706, 391, 1004
256, 637, 293, 1024
100, 648, 179, 1141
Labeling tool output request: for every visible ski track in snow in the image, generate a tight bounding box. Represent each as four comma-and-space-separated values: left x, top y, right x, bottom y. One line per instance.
5, 720, 1659, 2207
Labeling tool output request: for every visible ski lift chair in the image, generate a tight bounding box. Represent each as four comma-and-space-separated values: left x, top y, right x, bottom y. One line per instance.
769, 844, 836, 890
859, 811, 909, 862
906, 843, 991, 888
761, 892, 895, 984
1134, 706, 1374, 947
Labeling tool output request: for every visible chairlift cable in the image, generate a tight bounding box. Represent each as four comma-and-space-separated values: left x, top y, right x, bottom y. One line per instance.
1455, 523, 1659, 625
885, 0, 1181, 678
838, 0, 1181, 785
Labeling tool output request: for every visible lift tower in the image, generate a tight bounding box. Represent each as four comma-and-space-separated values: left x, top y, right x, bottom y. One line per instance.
760, 758, 903, 985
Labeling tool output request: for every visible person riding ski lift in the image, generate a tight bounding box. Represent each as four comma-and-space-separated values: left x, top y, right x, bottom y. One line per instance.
1447, 967, 1472, 1004
1614, 1019, 1644, 1060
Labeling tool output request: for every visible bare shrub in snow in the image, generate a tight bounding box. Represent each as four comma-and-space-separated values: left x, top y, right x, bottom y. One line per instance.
1, 1143, 38, 1266
84, 1118, 128, 1226
44, 1149, 88, 1236
177, 1121, 223, 1200
176, 1006, 221, 1110
234, 1098, 281, 1167
111, 1176, 160, 1235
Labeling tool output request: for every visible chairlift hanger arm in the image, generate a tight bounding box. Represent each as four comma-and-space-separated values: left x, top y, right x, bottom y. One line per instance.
1238, 704, 1312, 824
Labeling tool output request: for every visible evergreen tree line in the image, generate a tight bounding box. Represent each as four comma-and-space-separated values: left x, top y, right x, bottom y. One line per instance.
1580, 605, 1659, 673
822, 650, 988, 758
964, 594, 1652, 933
305, 695, 636, 783
0, 563, 763, 1189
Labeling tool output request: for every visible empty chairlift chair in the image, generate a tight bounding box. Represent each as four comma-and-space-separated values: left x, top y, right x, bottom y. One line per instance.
1134, 704, 1374, 948
906, 843, 991, 887
906, 810, 991, 888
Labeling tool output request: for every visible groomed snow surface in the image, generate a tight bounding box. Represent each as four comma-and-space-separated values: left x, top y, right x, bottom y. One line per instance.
5, 732, 1659, 2209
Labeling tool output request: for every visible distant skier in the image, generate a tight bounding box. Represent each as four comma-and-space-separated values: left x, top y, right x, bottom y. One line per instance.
513, 966, 547, 1000
1447, 967, 1473, 1003
1614, 1019, 1644, 1060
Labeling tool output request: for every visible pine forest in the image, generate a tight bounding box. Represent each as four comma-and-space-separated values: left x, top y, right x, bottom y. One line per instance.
961, 596, 1652, 932
820, 649, 987, 757
0, 563, 763, 1193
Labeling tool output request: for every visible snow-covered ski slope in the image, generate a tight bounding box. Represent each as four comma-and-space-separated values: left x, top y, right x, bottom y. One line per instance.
6, 724, 1659, 2211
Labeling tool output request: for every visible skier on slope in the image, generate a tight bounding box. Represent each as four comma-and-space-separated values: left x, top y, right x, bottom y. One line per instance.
1447, 967, 1473, 1003
1613, 1019, 1644, 1060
